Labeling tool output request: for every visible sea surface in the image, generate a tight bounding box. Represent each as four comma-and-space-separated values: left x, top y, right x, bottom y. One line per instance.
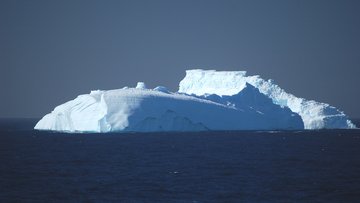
0, 118, 360, 202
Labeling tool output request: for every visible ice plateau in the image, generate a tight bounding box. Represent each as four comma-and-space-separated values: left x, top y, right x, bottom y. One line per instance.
179, 69, 356, 129
35, 70, 356, 133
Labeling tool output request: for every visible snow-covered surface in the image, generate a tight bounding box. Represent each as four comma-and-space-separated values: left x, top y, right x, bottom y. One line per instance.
179, 69, 356, 129
35, 83, 303, 133
35, 69, 356, 133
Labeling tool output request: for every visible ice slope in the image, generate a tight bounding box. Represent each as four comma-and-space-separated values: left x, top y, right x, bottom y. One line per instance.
199, 83, 302, 128
35, 84, 304, 133
179, 69, 356, 129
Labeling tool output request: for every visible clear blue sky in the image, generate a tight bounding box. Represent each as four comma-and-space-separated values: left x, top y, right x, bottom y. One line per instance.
1, 0, 360, 118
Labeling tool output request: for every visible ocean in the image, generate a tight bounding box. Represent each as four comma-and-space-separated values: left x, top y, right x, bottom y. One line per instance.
0, 118, 360, 202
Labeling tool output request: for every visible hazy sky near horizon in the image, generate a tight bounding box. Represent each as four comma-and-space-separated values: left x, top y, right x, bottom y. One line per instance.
1, 0, 360, 118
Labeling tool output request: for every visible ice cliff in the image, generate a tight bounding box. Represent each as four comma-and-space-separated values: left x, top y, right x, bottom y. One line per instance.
34, 69, 356, 133
179, 69, 356, 129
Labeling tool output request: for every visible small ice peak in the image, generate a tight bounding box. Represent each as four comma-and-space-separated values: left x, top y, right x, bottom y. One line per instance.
136, 82, 147, 89
153, 86, 170, 93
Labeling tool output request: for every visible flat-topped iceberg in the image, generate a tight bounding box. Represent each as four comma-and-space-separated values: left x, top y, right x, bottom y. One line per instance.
35, 69, 356, 133
179, 69, 356, 129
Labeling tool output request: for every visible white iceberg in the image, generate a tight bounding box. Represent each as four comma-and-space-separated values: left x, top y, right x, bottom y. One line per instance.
34, 69, 355, 133
179, 69, 356, 129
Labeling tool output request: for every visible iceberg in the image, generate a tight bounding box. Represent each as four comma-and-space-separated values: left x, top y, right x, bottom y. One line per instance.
35, 69, 355, 133
179, 69, 356, 129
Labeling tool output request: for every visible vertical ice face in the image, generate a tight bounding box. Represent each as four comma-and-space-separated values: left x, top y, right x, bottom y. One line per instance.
179, 69, 248, 96
178, 69, 356, 129
34, 94, 110, 132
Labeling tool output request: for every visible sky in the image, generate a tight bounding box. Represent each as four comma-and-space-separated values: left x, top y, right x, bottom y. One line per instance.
1, 0, 360, 118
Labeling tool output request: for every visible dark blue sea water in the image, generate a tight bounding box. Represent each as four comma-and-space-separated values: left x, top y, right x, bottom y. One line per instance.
1, 119, 360, 202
